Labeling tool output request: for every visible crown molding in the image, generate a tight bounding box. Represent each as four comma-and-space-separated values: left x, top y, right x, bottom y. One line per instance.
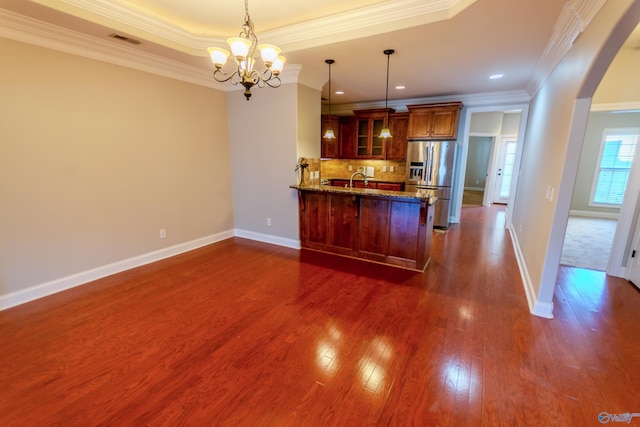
526, 0, 606, 96
590, 101, 640, 112
262, 0, 477, 52
42, 0, 477, 53
327, 90, 531, 115
0, 8, 222, 90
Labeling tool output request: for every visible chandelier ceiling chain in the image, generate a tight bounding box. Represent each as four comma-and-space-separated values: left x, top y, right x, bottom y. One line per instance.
207, 0, 286, 100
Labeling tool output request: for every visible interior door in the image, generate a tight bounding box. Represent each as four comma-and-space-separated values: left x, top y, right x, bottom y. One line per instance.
627, 217, 640, 290
492, 138, 518, 204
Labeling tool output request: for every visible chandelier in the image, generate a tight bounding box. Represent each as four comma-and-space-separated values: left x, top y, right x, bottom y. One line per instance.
207, 0, 286, 100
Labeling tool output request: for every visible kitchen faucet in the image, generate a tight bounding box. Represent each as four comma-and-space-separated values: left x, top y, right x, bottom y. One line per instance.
349, 171, 368, 188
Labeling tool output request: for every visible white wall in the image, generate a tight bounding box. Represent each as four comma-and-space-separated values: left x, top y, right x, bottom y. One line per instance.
510, 0, 640, 317
0, 37, 233, 307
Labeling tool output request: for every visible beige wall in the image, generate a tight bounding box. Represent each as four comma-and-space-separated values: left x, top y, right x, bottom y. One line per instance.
0, 38, 233, 298
510, 0, 640, 316
593, 26, 640, 105
227, 83, 309, 244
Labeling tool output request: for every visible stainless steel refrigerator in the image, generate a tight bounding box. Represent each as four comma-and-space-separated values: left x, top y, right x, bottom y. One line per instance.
405, 141, 456, 228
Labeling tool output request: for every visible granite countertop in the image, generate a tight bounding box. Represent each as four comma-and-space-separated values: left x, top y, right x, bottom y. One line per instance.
290, 184, 438, 204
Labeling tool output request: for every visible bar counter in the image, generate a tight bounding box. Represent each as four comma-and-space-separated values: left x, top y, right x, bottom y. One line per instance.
290, 184, 437, 271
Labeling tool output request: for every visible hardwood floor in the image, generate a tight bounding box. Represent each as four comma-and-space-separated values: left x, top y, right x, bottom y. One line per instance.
1, 206, 639, 426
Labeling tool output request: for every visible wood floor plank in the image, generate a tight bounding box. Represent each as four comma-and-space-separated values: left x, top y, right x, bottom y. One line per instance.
2, 206, 640, 426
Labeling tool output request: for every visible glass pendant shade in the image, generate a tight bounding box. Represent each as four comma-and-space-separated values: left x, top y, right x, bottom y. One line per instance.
208, 47, 230, 67
324, 128, 336, 139
379, 126, 392, 139
259, 44, 281, 67
228, 37, 252, 60
271, 56, 286, 75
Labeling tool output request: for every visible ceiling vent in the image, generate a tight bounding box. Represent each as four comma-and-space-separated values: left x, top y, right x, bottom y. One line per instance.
108, 33, 141, 45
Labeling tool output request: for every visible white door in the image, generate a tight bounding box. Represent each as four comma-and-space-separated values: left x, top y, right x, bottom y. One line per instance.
492, 138, 518, 204
627, 216, 640, 290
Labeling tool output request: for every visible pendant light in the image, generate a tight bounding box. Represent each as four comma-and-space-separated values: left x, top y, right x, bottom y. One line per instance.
323, 59, 336, 139
379, 49, 394, 139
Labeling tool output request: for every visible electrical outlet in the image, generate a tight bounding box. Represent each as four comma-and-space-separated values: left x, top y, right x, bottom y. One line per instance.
382, 166, 387, 172
348, 165, 352, 171
545, 186, 555, 201
267, 218, 272, 226
390, 166, 395, 172
159, 229, 166, 239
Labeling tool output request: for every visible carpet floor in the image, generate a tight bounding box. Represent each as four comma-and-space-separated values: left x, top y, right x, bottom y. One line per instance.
560, 216, 617, 271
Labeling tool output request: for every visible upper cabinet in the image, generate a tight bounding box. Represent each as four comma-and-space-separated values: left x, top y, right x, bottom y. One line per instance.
353, 108, 395, 159
386, 112, 409, 160
339, 116, 357, 159
407, 102, 463, 140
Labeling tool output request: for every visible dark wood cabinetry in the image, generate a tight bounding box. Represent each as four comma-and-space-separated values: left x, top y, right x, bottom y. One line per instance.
321, 115, 340, 158
339, 116, 357, 159
296, 188, 434, 270
386, 112, 409, 160
331, 180, 404, 191
407, 102, 462, 140
353, 108, 394, 159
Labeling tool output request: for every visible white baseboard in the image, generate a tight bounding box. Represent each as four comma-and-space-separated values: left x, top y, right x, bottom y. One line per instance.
508, 224, 554, 319
569, 209, 619, 219
0, 230, 235, 310
234, 229, 301, 250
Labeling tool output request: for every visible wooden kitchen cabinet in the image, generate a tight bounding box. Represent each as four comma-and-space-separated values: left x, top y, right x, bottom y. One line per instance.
386, 112, 409, 160
353, 108, 395, 159
332, 180, 403, 191
339, 116, 357, 159
294, 187, 435, 270
300, 191, 358, 256
321, 115, 340, 158
407, 102, 463, 140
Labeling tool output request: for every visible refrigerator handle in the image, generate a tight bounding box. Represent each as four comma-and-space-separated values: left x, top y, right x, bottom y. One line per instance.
428, 145, 434, 183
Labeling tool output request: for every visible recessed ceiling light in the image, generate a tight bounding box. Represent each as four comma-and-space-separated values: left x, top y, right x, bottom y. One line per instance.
335, 90, 344, 95
489, 73, 504, 80
395, 85, 405, 90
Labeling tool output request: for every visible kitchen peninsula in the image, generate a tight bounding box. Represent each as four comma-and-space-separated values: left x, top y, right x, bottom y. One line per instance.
290, 184, 437, 271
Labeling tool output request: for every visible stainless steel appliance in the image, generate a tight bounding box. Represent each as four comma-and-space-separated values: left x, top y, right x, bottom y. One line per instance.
405, 141, 456, 228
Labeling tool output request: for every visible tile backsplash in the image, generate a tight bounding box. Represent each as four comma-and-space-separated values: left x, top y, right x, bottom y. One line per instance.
297, 157, 320, 185
320, 159, 406, 182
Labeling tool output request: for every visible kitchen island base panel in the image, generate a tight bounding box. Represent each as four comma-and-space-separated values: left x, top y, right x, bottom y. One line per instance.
294, 187, 435, 271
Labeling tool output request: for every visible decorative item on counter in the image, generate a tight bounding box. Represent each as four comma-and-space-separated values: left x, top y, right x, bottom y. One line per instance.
295, 157, 309, 185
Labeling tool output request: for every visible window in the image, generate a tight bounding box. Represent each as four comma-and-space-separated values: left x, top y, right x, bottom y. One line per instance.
591, 128, 639, 207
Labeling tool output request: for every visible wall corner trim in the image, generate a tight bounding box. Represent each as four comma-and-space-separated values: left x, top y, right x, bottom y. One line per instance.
508, 224, 555, 319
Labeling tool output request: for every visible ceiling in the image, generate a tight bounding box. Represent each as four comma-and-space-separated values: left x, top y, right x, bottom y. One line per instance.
0, 0, 621, 106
